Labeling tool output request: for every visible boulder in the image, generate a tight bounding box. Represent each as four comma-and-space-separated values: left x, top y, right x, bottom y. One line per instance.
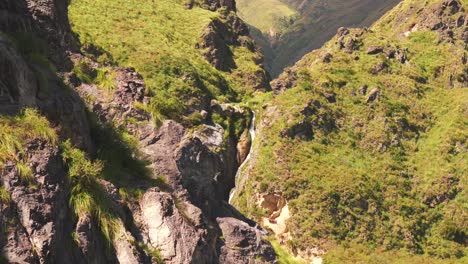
366, 46, 384, 55
366, 88, 380, 103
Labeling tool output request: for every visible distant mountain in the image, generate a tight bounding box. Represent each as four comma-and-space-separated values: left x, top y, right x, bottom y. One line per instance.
237, 0, 401, 75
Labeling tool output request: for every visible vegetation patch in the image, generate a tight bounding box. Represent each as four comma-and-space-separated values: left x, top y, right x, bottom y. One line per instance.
236, 1, 468, 261
69, 0, 265, 123
0, 109, 57, 168
61, 140, 122, 245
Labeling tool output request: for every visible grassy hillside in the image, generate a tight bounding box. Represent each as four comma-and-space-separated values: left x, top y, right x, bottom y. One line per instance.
235, 0, 467, 262
237, 0, 297, 34
237, 0, 401, 75
69, 0, 267, 125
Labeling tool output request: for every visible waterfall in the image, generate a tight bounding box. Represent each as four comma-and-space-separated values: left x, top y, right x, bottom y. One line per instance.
229, 112, 256, 204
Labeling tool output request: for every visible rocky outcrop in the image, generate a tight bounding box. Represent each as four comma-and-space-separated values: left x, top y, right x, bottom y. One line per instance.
140, 188, 213, 263
72, 46, 276, 264
198, 19, 236, 71
195, 1, 271, 90
270, 67, 299, 94
385, 0, 467, 42
0, 140, 83, 263
1, 0, 277, 263
0, 35, 37, 111
0, 0, 75, 69
366, 88, 380, 103
217, 217, 277, 263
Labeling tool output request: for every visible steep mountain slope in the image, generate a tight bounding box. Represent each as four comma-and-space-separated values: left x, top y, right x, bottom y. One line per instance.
232, 0, 467, 262
237, 0, 401, 75
0, 0, 277, 263
69, 0, 270, 125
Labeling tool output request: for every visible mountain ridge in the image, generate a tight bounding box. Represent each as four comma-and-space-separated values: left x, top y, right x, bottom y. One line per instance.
232, 0, 467, 262
237, 0, 402, 76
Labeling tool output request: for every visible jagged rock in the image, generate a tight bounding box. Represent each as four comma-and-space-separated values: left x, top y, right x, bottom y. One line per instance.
1, 1, 277, 263
0, 36, 38, 110
395, 49, 408, 63
0, 0, 75, 69
322, 53, 333, 63
113, 229, 147, 264
1, 140, 82, 263
1, 203, 39, 263
280, 121, 313, 140
0, 31, 91, 151
324, 92, 336, 103
194, 5, 270, 89
217, 217, 277, 263
259, 194, 287, 218
177, 137, 227, 202
366, 88, 380, 103
366, 46, 384, 55
197, 0, 237, 12
337, 27, 350, 37
371, 61, 388, 74
440, 0, 462, 15
75, 215, 110, 264
344, 38, 358, 53
271, 67, 298, 94
140, 189, 212, 264
401, 0, 467, 42
301, 100, 322, 117
198, 20, 235, 71
236, 130, 251, 164
359, 84, 368, 95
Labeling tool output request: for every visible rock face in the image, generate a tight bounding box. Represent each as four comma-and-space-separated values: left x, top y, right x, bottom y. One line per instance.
196, 1, 271, 90
217, 217, 277, 263
140, 189, 212, 263
0, 140, 85, 263
0, 0, 277, 263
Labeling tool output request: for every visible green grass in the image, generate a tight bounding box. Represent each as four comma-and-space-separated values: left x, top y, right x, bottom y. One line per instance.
0, 109, 57, 168
72, 60, 117, 94
237, 0, 401, 75
237, 0, 297, 34
235, 0, 468, 261
69, 0, 266, 123
324, 243, 467, 264
138, 242, 164, 264
61, 140, 122, 245
270, 238, 307, 264
16, 161, 34, 183
0, 186, 11, 204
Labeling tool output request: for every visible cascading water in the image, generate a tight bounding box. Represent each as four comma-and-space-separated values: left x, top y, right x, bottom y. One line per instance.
229, 112, 256, 204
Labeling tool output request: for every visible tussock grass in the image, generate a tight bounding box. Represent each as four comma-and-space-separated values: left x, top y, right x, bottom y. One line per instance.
61, 140, 122, 245
72, 60, 117, 94
0, 109, 56, 171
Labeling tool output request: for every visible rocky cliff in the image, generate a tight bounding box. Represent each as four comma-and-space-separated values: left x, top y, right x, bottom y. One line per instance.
0, 0, 277, 263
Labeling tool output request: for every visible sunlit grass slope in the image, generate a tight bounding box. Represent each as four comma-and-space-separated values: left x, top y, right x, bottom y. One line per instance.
237, 0, 297, 34
235, 0, 467, 262
69, 0, 264, 124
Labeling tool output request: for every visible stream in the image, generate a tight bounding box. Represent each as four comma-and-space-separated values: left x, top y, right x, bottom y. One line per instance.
229, 111, 256, 204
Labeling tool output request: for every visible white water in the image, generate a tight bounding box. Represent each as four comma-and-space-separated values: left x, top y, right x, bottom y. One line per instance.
229, 112, 256, 204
